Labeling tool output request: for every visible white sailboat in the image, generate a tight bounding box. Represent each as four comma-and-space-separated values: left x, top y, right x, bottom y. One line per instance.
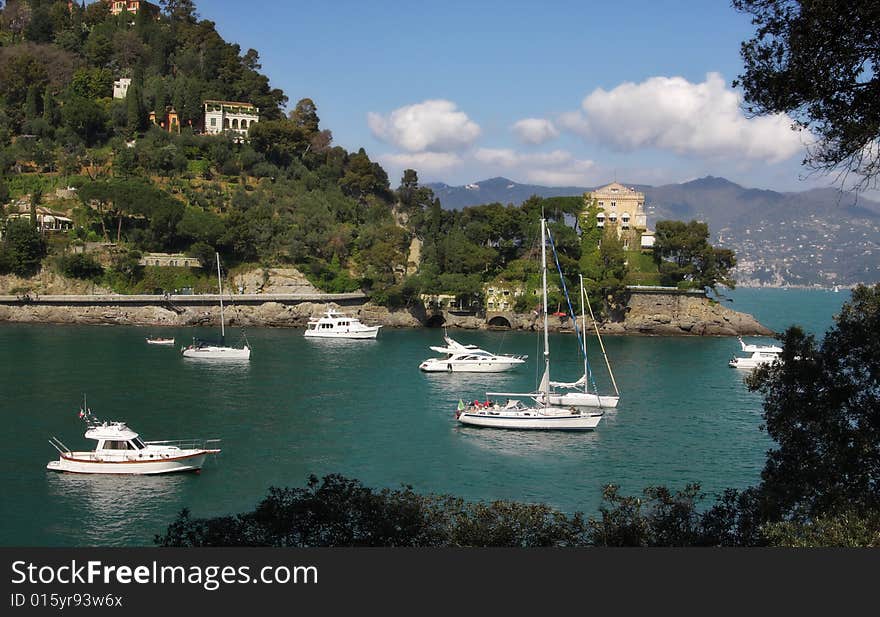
182, 253, 251, 360
539, 274, 620, 408
456, 218, 603, 431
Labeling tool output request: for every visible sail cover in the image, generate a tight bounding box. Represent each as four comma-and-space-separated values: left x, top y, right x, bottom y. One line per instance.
549, 374, 587, 389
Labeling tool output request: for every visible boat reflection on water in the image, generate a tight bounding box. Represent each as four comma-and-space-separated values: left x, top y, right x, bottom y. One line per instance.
455, 420, 603, 457
423, 372, 515, 408
45, 473, 194, 546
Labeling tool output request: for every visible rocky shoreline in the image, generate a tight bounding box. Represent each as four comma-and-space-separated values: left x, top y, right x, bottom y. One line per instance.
0, 292, 774, 336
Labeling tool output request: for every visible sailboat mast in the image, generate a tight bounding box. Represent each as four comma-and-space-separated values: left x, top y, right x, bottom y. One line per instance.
579, 274, 588, 394
216, 252, 225, 341
541, 218, 550, 400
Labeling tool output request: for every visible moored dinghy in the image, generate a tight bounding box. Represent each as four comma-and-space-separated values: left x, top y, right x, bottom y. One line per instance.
146, 336, 175, 346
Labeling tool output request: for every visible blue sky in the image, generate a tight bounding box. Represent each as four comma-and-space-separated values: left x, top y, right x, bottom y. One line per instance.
203, 0, 836, 193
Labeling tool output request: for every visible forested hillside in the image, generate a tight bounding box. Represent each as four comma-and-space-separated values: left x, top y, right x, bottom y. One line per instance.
0, 1, 729, 311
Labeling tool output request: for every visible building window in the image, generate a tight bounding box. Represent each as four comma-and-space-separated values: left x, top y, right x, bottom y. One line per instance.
611, 201, 616, 208
210, 118, 216, 127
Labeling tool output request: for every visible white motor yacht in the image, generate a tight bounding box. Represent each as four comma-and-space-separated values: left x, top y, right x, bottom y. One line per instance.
419, 333, 526, 372
47, 401, 220, 475
729, 337, 783, 369
304, 309, 381, 339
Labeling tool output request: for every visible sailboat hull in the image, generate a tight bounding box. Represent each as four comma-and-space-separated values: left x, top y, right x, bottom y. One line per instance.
457, 408, 602, 431
182, 345, 251, 360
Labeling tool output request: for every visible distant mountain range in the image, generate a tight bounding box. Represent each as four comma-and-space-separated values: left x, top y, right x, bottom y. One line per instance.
426, 176, 880, 287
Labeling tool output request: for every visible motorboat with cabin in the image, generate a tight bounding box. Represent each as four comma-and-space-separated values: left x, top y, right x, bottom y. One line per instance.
304, 308, 381, 339
728, 337, 783, 369
419, 332, 526, 373
47, 399, 221, 475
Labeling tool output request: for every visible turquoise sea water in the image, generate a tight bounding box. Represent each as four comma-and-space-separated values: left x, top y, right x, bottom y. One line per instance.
0, 287, 848, 546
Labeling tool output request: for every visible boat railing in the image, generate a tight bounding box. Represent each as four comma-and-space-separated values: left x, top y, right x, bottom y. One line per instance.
48, 436, 70, 454
144, 438, 222, 450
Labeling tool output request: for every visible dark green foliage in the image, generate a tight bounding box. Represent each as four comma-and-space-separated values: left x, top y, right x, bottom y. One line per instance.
60, 95, 108, 146
763, 511, 880, 547
57, 252, 104, 280
734, 0, 880, 189
653, 220, 735, 292
0, 217, 46, 276
186, 241, 217, 268
155, 473, 590, 547
586, 484, 707, 547
69, 68, 113, 101
746, 284, 880, 521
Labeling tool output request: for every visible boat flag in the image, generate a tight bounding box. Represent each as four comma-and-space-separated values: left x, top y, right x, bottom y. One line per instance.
457, 399, 465, 411
78, 409, 85, 419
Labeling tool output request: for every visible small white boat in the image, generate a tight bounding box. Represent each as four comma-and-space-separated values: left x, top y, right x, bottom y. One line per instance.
47, 400, 220, 475
182, 253, 251, 360
729, 337, 782, 369
419, 333, 526, 372
146, 337, 175, 346
304, 309, 381, 339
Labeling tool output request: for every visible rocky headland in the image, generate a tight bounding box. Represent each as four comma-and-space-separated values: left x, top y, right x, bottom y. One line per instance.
0, 287, 773, 336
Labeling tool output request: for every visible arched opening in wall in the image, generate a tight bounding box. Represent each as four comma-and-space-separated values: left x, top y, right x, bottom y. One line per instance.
425, 315, 446, 328
232, 119, 239, 129
487, 316, 512, 329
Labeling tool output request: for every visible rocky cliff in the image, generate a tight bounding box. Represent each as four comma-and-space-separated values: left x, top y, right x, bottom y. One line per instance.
0, 289, 773, 336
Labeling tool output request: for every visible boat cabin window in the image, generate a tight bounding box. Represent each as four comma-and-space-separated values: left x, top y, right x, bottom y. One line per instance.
131, 438, 146, 450
102, 440, 129, 450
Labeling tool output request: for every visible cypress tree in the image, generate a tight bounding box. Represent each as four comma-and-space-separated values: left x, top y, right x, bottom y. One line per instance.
42, 87, 58, 127
25, 85, 41, 122
126, 81, 147, 135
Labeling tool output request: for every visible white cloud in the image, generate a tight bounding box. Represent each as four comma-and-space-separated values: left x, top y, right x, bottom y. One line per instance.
512, 118, 559, 145
559, 72, 803, 163
474, 148, 572, 168
378, 152, 463, 177
367, 100, 481, 152
473, 148, 595, 186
